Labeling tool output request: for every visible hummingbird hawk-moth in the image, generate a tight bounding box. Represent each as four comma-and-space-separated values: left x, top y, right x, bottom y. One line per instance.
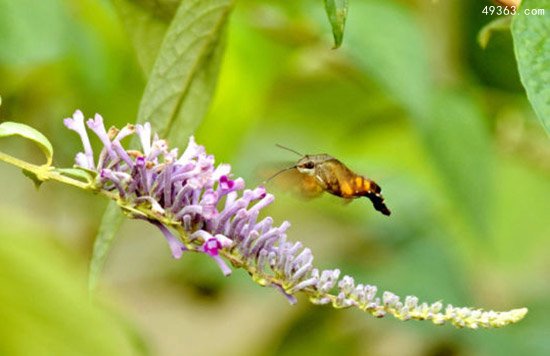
266, 145, 391, 216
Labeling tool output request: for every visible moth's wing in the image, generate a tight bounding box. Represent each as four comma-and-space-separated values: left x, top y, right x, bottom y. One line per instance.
296, 171, 324, 199
341, 198, 354, 206
262, 165, 324, 200
255, 161, 295, 184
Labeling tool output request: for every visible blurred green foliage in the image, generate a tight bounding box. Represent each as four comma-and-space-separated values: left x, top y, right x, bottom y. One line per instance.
0, 0, 549, 355
0, 218, 144, 355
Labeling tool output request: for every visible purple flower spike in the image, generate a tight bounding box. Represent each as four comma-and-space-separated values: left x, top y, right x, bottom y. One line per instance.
64, 113, 527, 329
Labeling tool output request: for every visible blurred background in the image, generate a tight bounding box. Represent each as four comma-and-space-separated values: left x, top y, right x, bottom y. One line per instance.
0, 0, 549, 355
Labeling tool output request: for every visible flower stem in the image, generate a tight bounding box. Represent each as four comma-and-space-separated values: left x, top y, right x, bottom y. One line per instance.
0, 151, 89, 190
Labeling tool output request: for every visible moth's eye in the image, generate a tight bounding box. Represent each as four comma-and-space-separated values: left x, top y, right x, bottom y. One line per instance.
303, 162, 315, 169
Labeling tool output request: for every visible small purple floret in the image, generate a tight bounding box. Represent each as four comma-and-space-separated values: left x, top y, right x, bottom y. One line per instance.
150, 220, 186, 259
219, 175, 234, 190
203, 237, 221, 256
272, 283, 298, 305
64, 110, 94, 169
201, 236, 232, 276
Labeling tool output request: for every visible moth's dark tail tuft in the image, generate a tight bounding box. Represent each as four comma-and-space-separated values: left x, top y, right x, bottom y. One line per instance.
365, 191, 391, 216
362, 179, 390, 216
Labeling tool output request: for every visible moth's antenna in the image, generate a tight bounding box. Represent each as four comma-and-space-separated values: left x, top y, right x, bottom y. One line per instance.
276, 144, 303, 157
263, 165, 296, 184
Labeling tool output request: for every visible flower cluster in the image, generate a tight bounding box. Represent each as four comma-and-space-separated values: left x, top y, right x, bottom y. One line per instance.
64, 110, 527, 329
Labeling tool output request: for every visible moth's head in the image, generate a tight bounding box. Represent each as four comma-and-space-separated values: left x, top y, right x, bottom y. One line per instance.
296, 156, 316, 175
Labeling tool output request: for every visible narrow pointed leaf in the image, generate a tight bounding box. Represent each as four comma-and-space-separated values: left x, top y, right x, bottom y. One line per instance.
88, 202, 124, 294
163, 23, 228, 144
136, 0, 232, 142
324, 0, 349, 49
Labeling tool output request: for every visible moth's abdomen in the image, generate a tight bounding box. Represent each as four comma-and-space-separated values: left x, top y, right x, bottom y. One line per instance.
342, 175, 391, 216
325, 178, 344, 197
362, 178, 381, 194
314, 160, 391, 216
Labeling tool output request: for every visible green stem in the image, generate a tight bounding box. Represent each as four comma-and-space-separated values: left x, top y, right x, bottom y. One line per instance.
0, 151, 89, 190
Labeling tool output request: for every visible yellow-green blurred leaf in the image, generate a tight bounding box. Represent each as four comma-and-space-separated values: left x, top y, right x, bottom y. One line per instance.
346, 1, 432, 119
425, 91, 493, 236
478, 16, 512, 49
0, 233, 139, 355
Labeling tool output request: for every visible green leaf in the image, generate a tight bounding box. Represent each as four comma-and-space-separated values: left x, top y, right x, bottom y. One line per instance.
512, 0, 550, 133
345, 2, 432, 119
478, 16, 512, 49
136, 0, 233, 144
324, 0, 349, 49
88, 202, 124, 294
0, 121, 53, 166
163, 24, 228, 145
